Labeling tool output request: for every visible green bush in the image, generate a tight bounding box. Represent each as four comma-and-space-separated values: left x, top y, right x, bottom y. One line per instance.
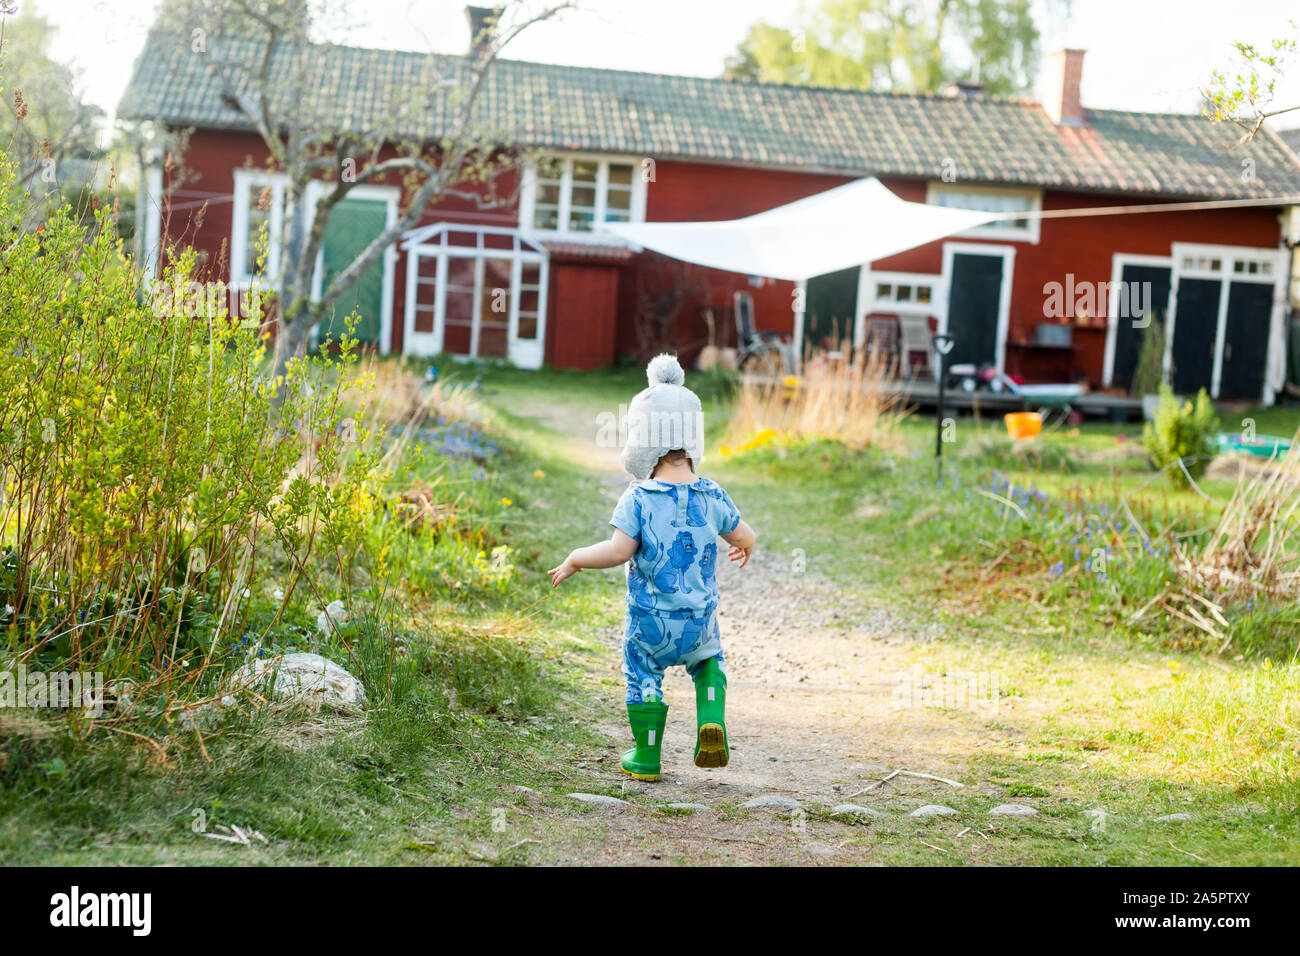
1142, 385, 1219, 488
0, 156, 373, 719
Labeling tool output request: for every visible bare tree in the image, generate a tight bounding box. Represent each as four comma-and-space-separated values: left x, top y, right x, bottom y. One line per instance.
158, 0, 573, 379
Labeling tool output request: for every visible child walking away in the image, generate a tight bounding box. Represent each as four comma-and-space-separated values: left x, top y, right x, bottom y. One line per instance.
549, 354, 757, 781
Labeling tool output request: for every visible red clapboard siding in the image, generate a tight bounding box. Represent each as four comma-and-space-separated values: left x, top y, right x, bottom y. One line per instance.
617, 160, 856, 364
871, 178, 1283, 383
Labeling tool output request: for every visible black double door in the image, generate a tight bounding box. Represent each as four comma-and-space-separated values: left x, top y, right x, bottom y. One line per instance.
1170, 277, 1271, 400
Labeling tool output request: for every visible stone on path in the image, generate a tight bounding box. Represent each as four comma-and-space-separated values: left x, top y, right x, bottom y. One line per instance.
989, 803, 1039, 817
663, 803, 712, 812
911, 804, 958, 818
741, 794, 804, 810
567, 792, 628, 807
1153, 813, 1192, 822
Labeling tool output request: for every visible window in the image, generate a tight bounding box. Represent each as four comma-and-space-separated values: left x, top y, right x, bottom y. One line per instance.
925, 183, 1042, 243
865, 271, 944, 315
522, 154, 646, 235
231, 170, 289, 285
876, 281, 933, 306
517, 261, 542, 339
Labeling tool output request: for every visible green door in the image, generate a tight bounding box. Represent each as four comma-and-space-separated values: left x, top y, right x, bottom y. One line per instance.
805, 265, 860, 351
317, 197, 387, 347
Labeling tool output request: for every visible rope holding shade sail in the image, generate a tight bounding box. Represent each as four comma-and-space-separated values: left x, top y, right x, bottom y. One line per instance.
598, 178, 1300, 282
598, 178, 1000, 282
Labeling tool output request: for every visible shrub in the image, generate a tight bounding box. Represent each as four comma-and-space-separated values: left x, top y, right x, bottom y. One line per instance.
1141, 385, 1219, 488
0, 156, 368, 722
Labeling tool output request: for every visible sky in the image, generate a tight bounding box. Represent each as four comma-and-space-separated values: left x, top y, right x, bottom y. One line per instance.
21, 0, 1300, 141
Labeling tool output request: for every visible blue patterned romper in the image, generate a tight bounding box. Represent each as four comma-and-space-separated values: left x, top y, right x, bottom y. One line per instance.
609, 477, 742, 704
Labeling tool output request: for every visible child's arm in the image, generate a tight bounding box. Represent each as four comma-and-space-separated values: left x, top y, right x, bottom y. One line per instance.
722, 520, 757, 568
548, 530, 639, 587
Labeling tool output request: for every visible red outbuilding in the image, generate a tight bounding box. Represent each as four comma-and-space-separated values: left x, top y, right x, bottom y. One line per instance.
119, 21, 1300, 402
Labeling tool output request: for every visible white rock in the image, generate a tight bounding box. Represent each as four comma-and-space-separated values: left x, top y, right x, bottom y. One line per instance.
664, 803, 712, 812
741, 794, 804, 809
1153, 813, 1192, 822
990, 804, 1039, 817
911, 804, 958, 818
831, 804, 881, 820
316, 600, 349, 637
567, 793, 628, 807
227, 652, 367, 712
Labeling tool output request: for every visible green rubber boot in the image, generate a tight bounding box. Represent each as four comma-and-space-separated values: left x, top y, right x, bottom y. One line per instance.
621, 698, 668, 781
693, 657, 729, 768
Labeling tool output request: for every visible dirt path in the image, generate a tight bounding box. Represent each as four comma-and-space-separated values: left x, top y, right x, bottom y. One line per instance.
515, 398, 1008, 864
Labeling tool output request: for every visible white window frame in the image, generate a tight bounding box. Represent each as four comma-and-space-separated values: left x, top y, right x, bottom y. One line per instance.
926, 182, 1043, 244
853, 269, 947, 349
230, 168, 290, 288
519, 152, 649, 240
1169, 242, 1289, 402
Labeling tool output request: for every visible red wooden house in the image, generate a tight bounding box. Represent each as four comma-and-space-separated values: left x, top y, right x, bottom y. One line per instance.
119, 20, 1300, 402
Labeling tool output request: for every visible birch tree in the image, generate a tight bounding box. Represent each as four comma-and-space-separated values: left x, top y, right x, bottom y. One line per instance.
159, 0, 572, 380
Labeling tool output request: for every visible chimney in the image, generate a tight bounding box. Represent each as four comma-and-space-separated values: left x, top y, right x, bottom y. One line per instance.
940, 80, 986, 100
466, 6, 502, 57
1042, 49, 1086, 126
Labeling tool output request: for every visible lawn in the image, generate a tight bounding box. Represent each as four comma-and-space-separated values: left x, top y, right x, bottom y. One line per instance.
2, 357, 1297, 866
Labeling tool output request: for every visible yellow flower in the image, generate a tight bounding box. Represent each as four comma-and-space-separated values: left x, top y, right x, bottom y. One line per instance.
501, 497, 512, 506
532, 469, 545, 480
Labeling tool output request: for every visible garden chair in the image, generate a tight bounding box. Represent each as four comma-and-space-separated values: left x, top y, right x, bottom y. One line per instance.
733, 291, 790, 374
898, 315, 934, 378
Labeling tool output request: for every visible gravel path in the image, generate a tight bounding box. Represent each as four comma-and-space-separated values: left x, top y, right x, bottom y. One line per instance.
511, 397, 1007, 863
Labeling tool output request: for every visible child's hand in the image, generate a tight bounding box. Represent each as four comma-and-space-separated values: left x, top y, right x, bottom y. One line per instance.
547, 556, 580, 587
727, 544, 753, 568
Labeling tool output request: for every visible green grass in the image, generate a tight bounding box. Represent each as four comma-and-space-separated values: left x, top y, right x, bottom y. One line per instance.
4, 363, 1297, 866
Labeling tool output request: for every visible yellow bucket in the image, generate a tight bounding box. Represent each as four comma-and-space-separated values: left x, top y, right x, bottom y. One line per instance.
1004, 411, 1042, 440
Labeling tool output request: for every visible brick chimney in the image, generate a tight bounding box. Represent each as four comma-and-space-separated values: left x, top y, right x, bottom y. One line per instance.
1042, 49, 1086, 126
466, 5, 502, 57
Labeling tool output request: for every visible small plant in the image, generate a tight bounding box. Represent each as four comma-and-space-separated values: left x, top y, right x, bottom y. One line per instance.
1130, 320, 1166, 397
1142, 385, 1219, 488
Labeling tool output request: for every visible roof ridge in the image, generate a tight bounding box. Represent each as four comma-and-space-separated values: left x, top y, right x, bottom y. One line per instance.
140, 23, 1044, 111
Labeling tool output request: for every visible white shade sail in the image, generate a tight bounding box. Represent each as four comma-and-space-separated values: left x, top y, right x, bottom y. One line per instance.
599, 177, 1002, 281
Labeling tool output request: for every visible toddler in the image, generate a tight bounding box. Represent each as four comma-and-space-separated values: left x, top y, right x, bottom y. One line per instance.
549, 355, 756, 780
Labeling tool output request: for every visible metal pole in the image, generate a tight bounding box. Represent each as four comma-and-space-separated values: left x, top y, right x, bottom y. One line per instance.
932, 333, 955, 477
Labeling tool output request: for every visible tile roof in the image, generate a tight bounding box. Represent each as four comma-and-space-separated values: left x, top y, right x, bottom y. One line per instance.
118, 29, 1300, 202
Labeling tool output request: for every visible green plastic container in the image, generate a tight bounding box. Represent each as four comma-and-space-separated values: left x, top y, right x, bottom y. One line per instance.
1214, 433, 1292, 459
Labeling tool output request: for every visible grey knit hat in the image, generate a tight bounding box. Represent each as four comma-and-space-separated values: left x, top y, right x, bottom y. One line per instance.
620, 354, 705, 480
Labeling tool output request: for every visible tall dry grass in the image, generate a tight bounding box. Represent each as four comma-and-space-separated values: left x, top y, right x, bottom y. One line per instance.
1134, 430, 1300, 651
1179, 431, 1300, 603
724, 342, 909, 453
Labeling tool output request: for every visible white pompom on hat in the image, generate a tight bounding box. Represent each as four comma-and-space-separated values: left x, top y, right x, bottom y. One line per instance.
620, 353, 705, 480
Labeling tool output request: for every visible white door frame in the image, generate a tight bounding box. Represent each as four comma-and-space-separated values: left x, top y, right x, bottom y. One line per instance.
1103, 253, 1173, 388
306, 182, 401, 354
940, 242, 1016, 374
